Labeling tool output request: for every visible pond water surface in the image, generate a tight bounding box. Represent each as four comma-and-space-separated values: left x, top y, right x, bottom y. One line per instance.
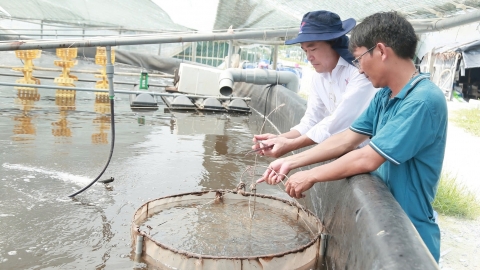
0, 54, 293, 269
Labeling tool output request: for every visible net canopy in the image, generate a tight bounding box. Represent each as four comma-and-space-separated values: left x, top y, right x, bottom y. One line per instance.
212, 0, 480, 31
0, 0, 190, 31
0, 0, 478, 32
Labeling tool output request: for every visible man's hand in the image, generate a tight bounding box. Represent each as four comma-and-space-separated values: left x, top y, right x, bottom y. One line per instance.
253, 133, 277, 142
253, 134, 293, 158
257, 158, 292, 185
285, 170, 315, 198
252, 133, 277, 154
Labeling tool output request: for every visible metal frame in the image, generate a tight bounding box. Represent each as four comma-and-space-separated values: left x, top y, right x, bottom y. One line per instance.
0, 81, 250, 101
0, 28, 298, 95
0, 28, 298, 51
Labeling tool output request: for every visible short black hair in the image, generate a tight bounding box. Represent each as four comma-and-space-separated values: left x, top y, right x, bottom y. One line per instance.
349, 11, 417, 59
327, 38, 340, 46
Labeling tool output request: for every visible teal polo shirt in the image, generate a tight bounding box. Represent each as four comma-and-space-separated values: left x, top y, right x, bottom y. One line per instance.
350, 74, 448, 262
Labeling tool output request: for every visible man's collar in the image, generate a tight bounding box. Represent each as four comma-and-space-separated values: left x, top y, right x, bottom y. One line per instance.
336, 56, 350, 68
395, 73, 430, 99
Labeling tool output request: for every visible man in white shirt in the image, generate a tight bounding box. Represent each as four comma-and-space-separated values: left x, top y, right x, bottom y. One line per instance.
252, 10, 377, 157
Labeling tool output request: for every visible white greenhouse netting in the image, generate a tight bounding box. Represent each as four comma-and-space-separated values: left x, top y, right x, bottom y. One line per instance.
0, 0, 478, 33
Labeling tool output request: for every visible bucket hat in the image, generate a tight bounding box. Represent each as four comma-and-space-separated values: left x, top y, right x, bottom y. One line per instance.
285, 11, 356, 45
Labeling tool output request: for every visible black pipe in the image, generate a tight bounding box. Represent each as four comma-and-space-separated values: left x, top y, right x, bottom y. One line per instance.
68, 46, 117, 198
68, 97, 115, 198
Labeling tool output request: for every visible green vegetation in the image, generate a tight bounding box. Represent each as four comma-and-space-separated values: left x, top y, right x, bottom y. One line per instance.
452, 90, 464, 102
451, 108, 480, 137
433, 173, 480, 219
298, 91, 308, 100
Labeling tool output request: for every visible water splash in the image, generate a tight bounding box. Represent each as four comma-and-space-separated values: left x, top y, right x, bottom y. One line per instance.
2, 163, 90, 186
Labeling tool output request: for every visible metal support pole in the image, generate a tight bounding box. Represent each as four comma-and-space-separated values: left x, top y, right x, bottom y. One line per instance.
272, 44, 279, 70
40, 20, 43, 40
200, 41, 204, 64
447, 53, 461, 101
157, 43, 162, 56
212, 41, 217, 65
428, 48, 436, 81
233, 45, 238, 67
320, 233, 327, 257
191, 42, 197, 63
227, 40, 233, 69
221, 42, 225, 64
0, 28, 298, 51
0, 72, 169, 87
206, 41, 210, 65
414, 9, 480, 33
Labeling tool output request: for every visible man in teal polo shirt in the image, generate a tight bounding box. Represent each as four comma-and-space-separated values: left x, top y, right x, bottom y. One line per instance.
257, 11, 447, 263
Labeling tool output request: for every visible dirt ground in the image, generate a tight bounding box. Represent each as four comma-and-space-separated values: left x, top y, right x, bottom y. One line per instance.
439, 215, 480, 269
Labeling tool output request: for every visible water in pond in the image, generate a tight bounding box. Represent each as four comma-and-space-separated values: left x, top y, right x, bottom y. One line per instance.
0, 51, 294, 269
139, 200, 313, 257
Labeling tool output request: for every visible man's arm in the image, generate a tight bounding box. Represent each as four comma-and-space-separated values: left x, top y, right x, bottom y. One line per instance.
252, 74, 326, 157
258, 129, 370, 184
253, 132, 316, 158
304, 72, 377, 144
261, 69, 376, 158
252, 129, 302, 142
251, 130, 303, 155
284, 145, 386, 198
277, 130, 302, 139
286, 129, 368, 170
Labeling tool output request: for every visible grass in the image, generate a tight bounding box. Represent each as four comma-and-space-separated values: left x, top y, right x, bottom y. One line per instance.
432, 173, 480, 219
451, 108, 480, 137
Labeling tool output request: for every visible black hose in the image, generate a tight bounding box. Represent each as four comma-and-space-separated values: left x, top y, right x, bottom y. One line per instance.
68, 97, 115, 197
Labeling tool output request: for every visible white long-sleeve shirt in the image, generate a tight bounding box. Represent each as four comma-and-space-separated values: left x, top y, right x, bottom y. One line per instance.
291, 57, 378, 144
